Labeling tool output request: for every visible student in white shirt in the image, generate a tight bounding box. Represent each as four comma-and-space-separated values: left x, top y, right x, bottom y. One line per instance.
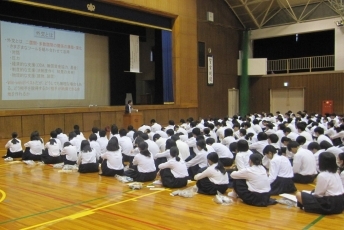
42, 138, 62, 164
307, 142, 325, 173
154, 139, 176, 166
249, 132, 269, 155
78, 140, 99, 173
4, 132, 23, 158
185, 139, 208, 179
235, 140, 253, 170
296, 152, 344, 214
222, 128, 236, 148
171, 134, 190, 161
100, 136, 124, 177
118, 129, 134, 165
60, 142, 78, 165
69, 132, 82, 154
314, 127, 333, 145
89, 133, 101, 162
97, 130, 109, 159
263, 145, 296, 195
124, 141, 157, 182
206, 138, 234, 166
319, 140, 343, 158
156, 146, 188, 188
126, 125, 135, 142
287, 141, 317, 184
56, 128, 69, 148
22, 131, 44, 161
230, 153, 272, 207
337, 152, 344, 188
194, 152, 229, 195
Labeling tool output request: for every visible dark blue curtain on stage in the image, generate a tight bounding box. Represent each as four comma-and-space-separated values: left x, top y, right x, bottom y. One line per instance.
162, 30, 173, 103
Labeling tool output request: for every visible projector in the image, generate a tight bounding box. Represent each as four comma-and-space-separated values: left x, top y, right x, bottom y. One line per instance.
336, 20, 344, 26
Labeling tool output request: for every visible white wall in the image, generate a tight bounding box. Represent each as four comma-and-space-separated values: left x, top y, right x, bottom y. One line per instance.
249, 18, 344, 70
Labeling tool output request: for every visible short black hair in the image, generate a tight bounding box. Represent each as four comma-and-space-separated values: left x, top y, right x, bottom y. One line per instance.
250, 153, 262, 166
268, 134, 279, 144
263, 145, 277, 155
287, 141, 299, 151
319, 152, 338, 173
237, 140, 249, 152
307, 142, 320, 151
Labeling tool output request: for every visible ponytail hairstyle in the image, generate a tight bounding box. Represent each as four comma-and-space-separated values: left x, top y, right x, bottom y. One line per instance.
49, 138, 57, 145
169, 146, 180, 162
338, 152, 344, 173
196, 139, 207, 152
207, 152, 225, 174
11, 132, 19, 144
138, 141, 151, 158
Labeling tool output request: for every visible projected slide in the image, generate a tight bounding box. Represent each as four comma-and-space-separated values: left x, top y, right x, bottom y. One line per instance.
1, 21, 85, 100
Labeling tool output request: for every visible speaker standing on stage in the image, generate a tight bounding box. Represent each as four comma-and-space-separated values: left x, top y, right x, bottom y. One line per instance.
125, 100, 138, 114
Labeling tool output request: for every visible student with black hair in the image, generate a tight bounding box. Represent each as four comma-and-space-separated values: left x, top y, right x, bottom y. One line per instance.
60, 141, 78, 165
263, 145, 296, 195
287, 141, 317, 184
185, 139, 208, 179
314, 127, 333, 145
307, 142, 325, 173
230, 153, 272, 207
296, 152, 344, 214
194, 152, 229, 195
97, 129, 109, 155
118, 128, 134, 165
156, 146, 188, 188
78, 140, 99, 173
69, 131, 82, 154
124, 142, 157, 182
89, 133, 101, 162
249, 132, 269, 156
100, 137, 124, 177
222, 128, 236, 148
206, 138, 233, 166
56, 128, 69, 148
296, 135, 309, 149
42, 134, 62, 164
319, 140, 343, 158
4, 132, 23, 158
154, 139, 177, 167
337, 152, 344, 188
126, 125, 136, 142
22, 131, 44, 161
235, 140, 253, 170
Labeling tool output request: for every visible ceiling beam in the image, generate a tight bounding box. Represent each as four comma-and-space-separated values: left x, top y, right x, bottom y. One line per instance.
239, 0, 261, 28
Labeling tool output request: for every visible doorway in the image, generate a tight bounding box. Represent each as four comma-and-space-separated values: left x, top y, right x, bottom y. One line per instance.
270, 88, 304, 113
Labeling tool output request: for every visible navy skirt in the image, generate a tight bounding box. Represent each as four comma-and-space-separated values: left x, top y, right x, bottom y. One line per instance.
196, 177, 228, 195
124, 166, 157, 182
100, 159, 124, 176
78, 163, 99, 173
6, 149, 23, 158
22, 147, 42, 161
293, 173, 317, 184
300, 193, 344, 215
233, 179, 270, 207
270, 177, 297, 195
160, 168, 188, 188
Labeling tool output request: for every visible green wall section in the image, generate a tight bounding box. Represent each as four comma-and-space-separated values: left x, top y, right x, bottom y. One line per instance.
240, 30, 249, 116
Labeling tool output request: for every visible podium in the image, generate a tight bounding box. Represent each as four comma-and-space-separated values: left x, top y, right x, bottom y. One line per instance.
123, 112, 143, 130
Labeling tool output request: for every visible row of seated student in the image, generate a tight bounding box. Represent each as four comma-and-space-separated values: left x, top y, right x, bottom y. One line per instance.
3, 114, 344, 214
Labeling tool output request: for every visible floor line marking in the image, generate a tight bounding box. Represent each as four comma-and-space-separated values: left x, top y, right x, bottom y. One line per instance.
0, 190, 6, 203
302, 215, 325, 230
20, 189, 166, 230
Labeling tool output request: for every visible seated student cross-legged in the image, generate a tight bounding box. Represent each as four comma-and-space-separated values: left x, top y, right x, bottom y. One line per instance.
4, 132, 23, 159
100, 137, 124, 177
194, 152, 229, 195
156, 146, 188, 188
230, 153, 272, 207
296, 152, 344, 215
78, 140, 99, 173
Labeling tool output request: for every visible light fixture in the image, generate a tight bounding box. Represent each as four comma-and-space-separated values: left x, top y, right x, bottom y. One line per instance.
284, 82, 288, 87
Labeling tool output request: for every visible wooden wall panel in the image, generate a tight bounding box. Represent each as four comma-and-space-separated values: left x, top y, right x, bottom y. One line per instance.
143, 110, 156, 125
100, 112, 116, 130
249, 72, 344, 115
64, 114, 84, 134
44, 114, 65, 135
0, 116, 22, 139
22, 115, 45, 137
197, 0, 243, 118
115, 111, 125, 129
156, 109, 169, 127
178, 109, 190, 122
168, 109, 179, 125
83, 113, 101, 133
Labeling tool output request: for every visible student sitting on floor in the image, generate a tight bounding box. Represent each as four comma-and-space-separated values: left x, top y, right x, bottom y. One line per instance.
194, 152, 229, 195
287, 141, 317, 184
296, 152, 344, 215
100, 137, 124, 177
60, 142, 78, 165
229, 153, 272, 207
78, 140, 99, 173
124, 142, 157, 182
42, 138, 62, 164
4, 132, 23, 159
338, 152, 344, 188
155, 146, 188, 188
263, 145, 296, 195
206, 138, 234, 166
22, 131, 44, 161
185, 139, 208, 179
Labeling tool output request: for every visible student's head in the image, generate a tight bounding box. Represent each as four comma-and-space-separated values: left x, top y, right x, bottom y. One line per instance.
128, 100, 132, 105
111, 124, 119, 135
205, 138, 215, 145
81, 140, 92, 152
268, 134, 279, 144
92, 127, 99, 134
224, 128, 233, 137
287, 141, 300, 154
89, 133, 97, 141
63, 141, 72, 147
263, 145, 277, 160
296, 122, 307, 132
55, 128, 63, 134
192, 128, 201, 137
138, 141, 150, 157
319, 140, 333, 150
249, 153, 262, 166
153, 133, 161, 142
169, 146, 181, 161
229, 142, 238, 154
296, 136, 306, 145
237, 140, 249, 152
74, 125, 80, 130
107, 137, 120, 151
99, 129, 106, 137
203, 128, 210, 136
69, 131, 76, 141
119, 128, 127, 137
127, 125, 134, 131
239, 129, 247, 136
196, 140, 207, 151
134, 136, 145, 147
166, 129, 174, 137
283, 127, 292, 134
257, 132, 268, 141
168, 120, 175, 126
232, 123, 240, 131
141, 133, 149, 140
165, 139, 176, 150
307, 142, 321, 153
150, 119, 156, 124
318, 152, 337, 173
207, 152, 226, 174
338, 152, 344, 167
11, 132, 18, 139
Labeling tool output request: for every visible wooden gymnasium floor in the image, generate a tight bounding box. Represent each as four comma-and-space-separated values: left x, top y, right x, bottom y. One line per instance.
0, 134, 343, 230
